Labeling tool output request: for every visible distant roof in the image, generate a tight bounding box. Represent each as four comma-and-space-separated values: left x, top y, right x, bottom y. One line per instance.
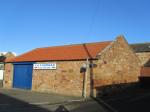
0, 56, 6, 62
0, 52, 16, 62
6, 41, 111, 62
0, 52, 16, 56
130, 43, 150, 53
140, 67, 150, 77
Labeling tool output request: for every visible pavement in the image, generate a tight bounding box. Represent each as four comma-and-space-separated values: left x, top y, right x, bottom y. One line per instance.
0, 88, 111, 112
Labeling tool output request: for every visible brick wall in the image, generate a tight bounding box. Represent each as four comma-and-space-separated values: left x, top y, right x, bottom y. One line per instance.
32, 61, 86, 96
92, 36, 141, 96
3, 63, 13, 88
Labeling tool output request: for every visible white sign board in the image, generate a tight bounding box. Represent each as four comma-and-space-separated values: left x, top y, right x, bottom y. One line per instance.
0, 70, 3, 80
33, 63, 56, 70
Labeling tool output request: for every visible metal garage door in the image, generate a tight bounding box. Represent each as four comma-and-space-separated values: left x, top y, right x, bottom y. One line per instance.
13, 63, 33, 90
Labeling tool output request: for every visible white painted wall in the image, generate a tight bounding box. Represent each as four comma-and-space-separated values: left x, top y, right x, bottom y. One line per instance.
0, 70, 3, 80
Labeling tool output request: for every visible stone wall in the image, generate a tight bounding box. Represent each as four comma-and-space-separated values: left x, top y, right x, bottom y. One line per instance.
32, 61, 87, 96
3, 63, 13, 88
135, 52, 150, 66
92, 36, 141, 96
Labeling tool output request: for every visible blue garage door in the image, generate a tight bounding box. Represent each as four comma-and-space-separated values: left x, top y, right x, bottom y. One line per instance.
13, 63, 33, 90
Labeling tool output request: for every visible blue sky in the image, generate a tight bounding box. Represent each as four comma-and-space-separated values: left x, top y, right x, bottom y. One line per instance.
0, 0, 150, 54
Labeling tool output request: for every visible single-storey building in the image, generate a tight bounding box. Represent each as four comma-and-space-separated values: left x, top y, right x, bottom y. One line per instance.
4, 36, 141, 97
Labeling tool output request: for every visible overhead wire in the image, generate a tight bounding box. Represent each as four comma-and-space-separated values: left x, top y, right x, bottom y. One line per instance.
86, 0, 101, 38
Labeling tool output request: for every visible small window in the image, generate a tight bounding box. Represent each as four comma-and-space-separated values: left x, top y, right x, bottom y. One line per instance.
0, 64, 4, 70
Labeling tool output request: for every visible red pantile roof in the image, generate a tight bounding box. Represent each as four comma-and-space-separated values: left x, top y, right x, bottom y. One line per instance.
6, 41, 111, 62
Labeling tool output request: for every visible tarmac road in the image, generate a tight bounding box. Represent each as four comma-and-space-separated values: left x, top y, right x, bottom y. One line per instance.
0, 88, 111, 112
100, 84, 150, 112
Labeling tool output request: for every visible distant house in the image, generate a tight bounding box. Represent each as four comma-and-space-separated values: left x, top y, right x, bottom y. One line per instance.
0, 52, 16, 87
0, 54, 5, 84
131, 43, 150, 84
4, 36, 140, 97
131, 43, 150, 66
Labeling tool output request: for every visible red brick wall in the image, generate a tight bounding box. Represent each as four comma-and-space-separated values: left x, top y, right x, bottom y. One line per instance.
32, 61, 86, 96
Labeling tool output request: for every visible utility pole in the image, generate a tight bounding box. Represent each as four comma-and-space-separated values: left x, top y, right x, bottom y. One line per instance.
83, 58, 89, 99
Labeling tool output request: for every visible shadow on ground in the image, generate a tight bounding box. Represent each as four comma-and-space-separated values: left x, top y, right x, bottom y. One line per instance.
96, 82, 150, 112
0, 92, 51, 112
